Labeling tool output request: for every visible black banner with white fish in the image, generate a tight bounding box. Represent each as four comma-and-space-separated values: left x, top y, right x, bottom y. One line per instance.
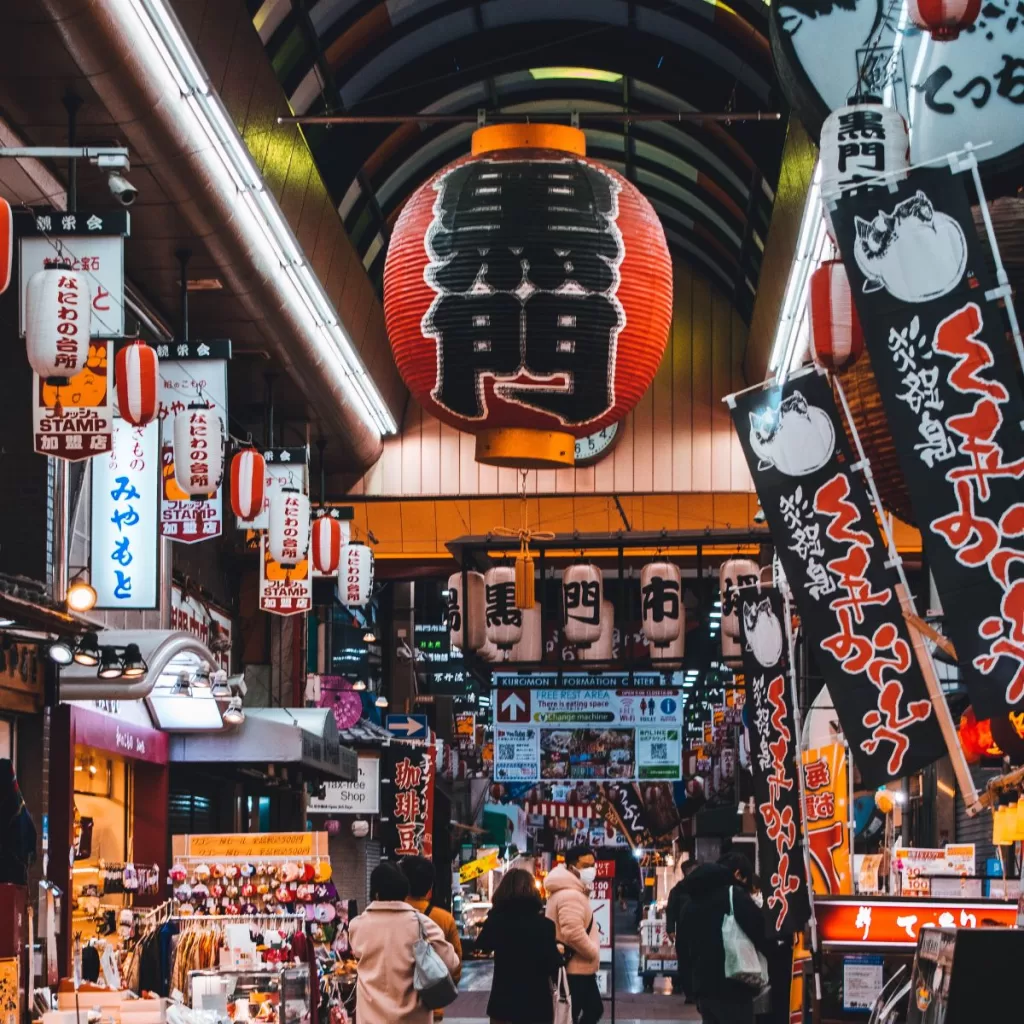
831, 166, 1024, 721
739, 587, 811, 937
729, 369, 945, 787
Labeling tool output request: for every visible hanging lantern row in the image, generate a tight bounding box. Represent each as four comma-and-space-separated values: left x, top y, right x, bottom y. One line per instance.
25, 267, 91, 384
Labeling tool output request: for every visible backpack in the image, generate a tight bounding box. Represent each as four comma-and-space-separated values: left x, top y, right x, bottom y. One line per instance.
413, 912, 459, 1010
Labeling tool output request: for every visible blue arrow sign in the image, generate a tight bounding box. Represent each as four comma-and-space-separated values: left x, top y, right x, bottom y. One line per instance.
387, 714, 429, 739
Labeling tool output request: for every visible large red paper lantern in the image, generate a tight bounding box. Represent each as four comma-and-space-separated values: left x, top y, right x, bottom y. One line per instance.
311, 515, 343, 575
115, 341, 159, 426
384, 124, 672, 468
0, 198, 12, 295
230, 448, 265, 521
809, 260, 864, 371
25, 267, 91, 384
908, 0, 980, 39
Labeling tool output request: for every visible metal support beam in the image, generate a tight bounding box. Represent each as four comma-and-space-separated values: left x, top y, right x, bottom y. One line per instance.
280, 112, 781, 126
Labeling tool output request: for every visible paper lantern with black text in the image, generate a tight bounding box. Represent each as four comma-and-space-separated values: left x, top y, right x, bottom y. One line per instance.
172, 403, 224, 496
563, 563, 603, 648
810, 260, 864, 371
311, 515, 343, 575
268, 486, 310, 567
230, 448, 266, 521
908, 0, 980, 39
447, 571, 485, 652
338, 542, 374, 608
25, 267, 91, 384
719, 559, 760, 640
115, 341, 159, 426
511, 605, 542, 662
384, 123, 672, 468
641, 561, 683, 648
484, 566, 523, 650
580, 600, 615, 661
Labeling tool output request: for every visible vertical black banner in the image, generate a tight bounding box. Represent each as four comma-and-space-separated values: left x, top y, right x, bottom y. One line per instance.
380, 742, 435, 860
831, 166, 1024, 721
600, 782, 652, 849
740, 588, 810, 936
730, 369, 945, 786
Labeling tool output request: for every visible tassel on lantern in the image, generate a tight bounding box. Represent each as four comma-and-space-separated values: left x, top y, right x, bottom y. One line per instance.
515, 549, 535, 610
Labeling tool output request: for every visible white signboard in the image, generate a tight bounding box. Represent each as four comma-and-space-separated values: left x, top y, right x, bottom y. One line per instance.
493, 725, 540, 782
90, 417, 159, 609
170, 584, 232, 672
259, 535, 312, 616
157, 347, 228, 543
308, 756, 380, 815
636, 727, 682, 781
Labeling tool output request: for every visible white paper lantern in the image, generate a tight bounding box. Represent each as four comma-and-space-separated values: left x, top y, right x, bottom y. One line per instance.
172, 403, 225, 496
510, 604, 542, 662
268, 486, 310, 567
580, 600, 615, 661
351, 820, 370, 838
719, 559, 760, 640
311, 515, 343, 574
820, 104, 908, 239
478, 639, 503, 663
651, 627, 684, 670
25, 267, 91, 383
338, 542, 374, 608
563, 564, 603, 647
447, 571, 485, 652
484, 566, 523, 650
641, 561, 683, 649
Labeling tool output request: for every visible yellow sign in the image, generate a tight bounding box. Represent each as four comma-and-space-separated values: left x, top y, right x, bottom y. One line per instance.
0, 957, 17, 1024
713, 708, 725, 726
459, 849, 500, 883
703, 723, 713, 744
186, 832, 315, 859
801, 744, 852, 895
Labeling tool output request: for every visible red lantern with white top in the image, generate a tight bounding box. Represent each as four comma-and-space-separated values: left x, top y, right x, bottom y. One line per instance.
172, 403, 225, 496
267, 486, 310, 567
24, 267, 91, 384
230, 448, 266, 521
809, 260, 864, 371
907, 0, 980, 40
115, 341, 159, 426
819, 104, 908, 239
338, 542, 374, 608
311, 515, 344, 575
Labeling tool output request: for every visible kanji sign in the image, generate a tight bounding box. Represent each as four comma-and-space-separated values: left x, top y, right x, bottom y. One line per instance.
802, 744, 853, 896
380, 741, 435, 859
90, 417, 159, 609
832, 166, 1024, 721
729, 369, 946, 787
258, 535, 312, 616
741, 588, 811, 936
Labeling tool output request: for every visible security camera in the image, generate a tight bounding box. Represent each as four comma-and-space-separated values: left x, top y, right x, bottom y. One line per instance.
107, 172, 137, 206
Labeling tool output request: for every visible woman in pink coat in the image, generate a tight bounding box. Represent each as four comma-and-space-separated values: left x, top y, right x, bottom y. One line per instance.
349, 862, 461, 1024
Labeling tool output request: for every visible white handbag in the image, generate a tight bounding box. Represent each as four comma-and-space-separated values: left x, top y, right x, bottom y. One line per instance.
722, 887, 768, 989
553, 966, 573, 1024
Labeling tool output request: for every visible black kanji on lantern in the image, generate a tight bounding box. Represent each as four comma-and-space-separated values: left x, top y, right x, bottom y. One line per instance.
563, 579, 601, 626
485, 579, 521, 629
641, 575, 680, 623
424, 158, 625, 425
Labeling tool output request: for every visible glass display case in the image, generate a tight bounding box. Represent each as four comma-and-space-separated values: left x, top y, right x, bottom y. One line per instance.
188, 967, 311, 1024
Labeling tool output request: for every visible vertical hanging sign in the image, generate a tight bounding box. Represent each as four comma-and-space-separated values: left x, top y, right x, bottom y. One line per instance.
728, 369, 946, 786
259, 535, 312, 616
155, 339, 230, 543
801, 744, 853, 896
90, 417, 159, 609
32, 342, 113, 459
380, 741, 435, 859
831, 164, 1024, 720
740, 587, 811, 936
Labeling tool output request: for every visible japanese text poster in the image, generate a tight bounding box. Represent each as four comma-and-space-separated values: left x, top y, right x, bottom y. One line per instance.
381, 741, 435, 859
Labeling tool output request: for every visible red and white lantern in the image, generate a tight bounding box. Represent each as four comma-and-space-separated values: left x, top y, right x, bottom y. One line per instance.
25, 267, 91, 383
267, 486, 310, 567
640, 561, 683, 649
311, 515, 343, 575
338, 542, 374, 608
562, 563, 603, 647
0, 198, 12, 295
230, 448, 266, 521
809, 260, 864, 371
908, 0, 980, 39
484, 566, 523, 650
819, 104, 908, 238
447, 570, 485, 652
115, 341, 159, 426
172, 403, 225, 496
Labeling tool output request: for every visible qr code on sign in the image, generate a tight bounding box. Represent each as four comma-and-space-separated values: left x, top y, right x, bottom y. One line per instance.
499, 743, 516, 761
650, 742, 667, 760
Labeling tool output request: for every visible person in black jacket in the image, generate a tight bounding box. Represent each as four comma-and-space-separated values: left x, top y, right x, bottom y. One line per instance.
679, 853, 773, 1024
665, 859, 700, 1002
475, 868, 564, 1024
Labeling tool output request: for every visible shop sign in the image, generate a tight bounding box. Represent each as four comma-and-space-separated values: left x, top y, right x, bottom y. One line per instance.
894, 845, 976, 889
459, 849, 500, 883
32, 341, 113, 459
156, 343, 229, 543
729, 368, 946, 787
815, 897, 1016, 946
455, 712, 475, 738
184, 832, 315, 859
802, 744, 852, 896
770, 5, 1024, 174
380, 741, 435, 859
90, 417, 159, 609
493, 688, 682, 782
170, 584, 232, 672
740, 588, 811, 936
19, 211, 129, 337
259, 535, 312, 616
71, 705, 167, 765
843, 955, 884, 1013
308, 755, 380, 815
493, 670, 668, 690
831, 165, 1024, 721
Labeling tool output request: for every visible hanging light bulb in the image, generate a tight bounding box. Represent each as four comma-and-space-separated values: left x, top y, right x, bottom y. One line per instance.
352, 679, 367, 692
48, 639, 74, 665
223, 697, 245, 725
121, 643, 147, 678
375, 693, 389, 708
67, 579, 97, 613
97, 646, 123, 679
73, 632, 101, 667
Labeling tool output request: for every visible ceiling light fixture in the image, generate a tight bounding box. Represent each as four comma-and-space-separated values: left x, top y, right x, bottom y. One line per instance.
211, 671, 231, 699
362, 630, 376, 643
169, 669, 191, 696
121, 643, 148, 678
66, 579, 98, 614
73, 632, 101, 667
97, 646, 124, 679
223, 696, 245, 725
375, 694, 389, 708
352, 679, 367, 692
48, 640, 74, 665
120, 0, 396, 437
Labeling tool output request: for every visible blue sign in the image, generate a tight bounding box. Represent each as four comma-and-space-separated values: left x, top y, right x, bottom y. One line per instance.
660, 697, 677, 715
387, 714, 429, 739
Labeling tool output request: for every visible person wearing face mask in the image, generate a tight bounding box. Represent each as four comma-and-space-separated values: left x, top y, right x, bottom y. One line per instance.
544, 845, 603, 1024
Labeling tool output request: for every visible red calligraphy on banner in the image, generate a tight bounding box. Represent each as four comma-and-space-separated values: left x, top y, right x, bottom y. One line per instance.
814, 473, 932, 774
